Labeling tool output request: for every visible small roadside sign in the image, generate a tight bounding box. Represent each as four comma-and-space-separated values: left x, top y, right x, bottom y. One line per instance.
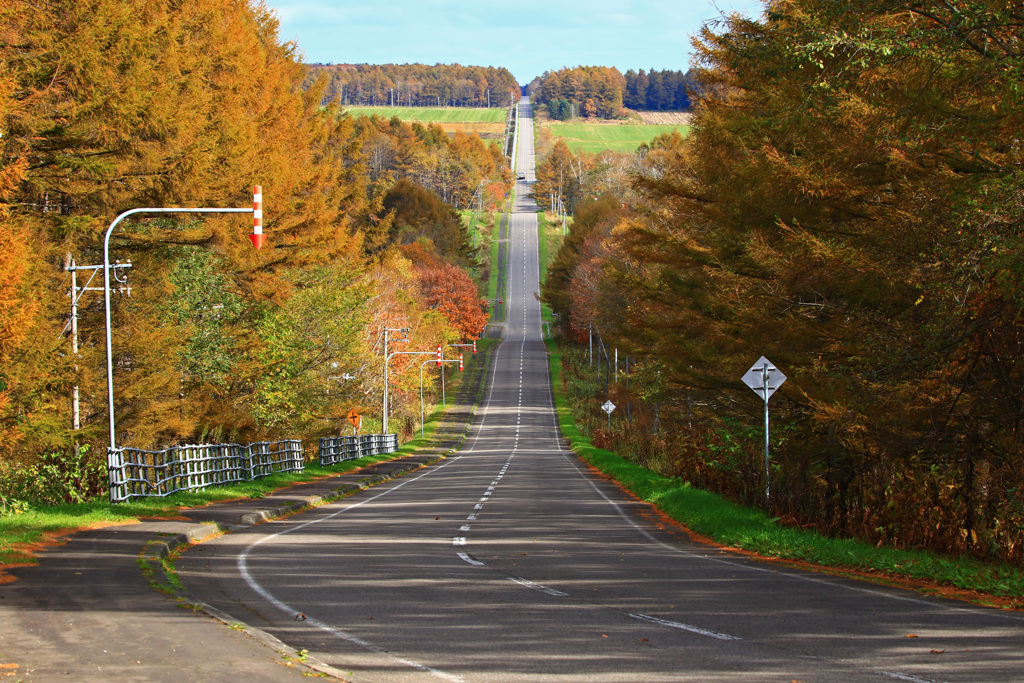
742, 356, 786, 400
741, 356, 786, 504
347, 409, 361, 431
601, 400, 616, 431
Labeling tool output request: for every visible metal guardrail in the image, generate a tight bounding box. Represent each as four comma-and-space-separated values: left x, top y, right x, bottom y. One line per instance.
108, 440, 304, 502
319, 433, 399, 466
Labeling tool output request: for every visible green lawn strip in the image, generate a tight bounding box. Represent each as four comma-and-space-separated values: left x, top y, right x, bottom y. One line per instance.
342, 106, 507, 123
545, 339, 1024, 602
487, 214, 506, 322
0, 362, 490, 570
536, 212, 562, 323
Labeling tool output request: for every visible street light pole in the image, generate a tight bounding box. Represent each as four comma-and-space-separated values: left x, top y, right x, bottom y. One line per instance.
103, 206, 254, 451
384, 348, 430, 435
380, 327, 410, 434
420, 358, 460, 438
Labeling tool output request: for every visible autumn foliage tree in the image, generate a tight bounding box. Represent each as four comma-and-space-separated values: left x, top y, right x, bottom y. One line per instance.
0, 0, 490, 495
303, 63, 519, 108
533, 66, 625, 119
414, 262, 488, 341
553, 0, 1024, 564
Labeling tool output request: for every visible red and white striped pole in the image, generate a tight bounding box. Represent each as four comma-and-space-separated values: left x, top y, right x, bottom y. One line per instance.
250, 185, 265, 250
436, 343, 442, 367
459, 353, 464, 371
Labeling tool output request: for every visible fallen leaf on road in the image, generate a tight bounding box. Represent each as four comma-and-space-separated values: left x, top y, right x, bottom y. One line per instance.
601, 634, 608, 638
295, 613, 306, 621
930, 649, 945, 654
905, 634, 918, 638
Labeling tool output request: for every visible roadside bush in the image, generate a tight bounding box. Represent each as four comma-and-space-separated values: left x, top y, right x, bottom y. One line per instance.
0, 446, 106, 510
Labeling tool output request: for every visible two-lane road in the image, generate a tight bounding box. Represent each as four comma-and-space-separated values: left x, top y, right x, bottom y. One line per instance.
177, 98, 1024, 682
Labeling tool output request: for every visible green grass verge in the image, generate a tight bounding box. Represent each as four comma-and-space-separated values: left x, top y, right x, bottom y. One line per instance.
343, 106, 506, 123
545, 338, 1024, 605
0, 372, 486, 570
537, 212, 563, 323
548, 123, 690, 154
487, 215, 505, 322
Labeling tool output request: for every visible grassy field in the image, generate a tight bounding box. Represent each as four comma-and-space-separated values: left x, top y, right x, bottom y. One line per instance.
343, 106, 508, 123
548, 122, 689, 154
343, 106, 508, 139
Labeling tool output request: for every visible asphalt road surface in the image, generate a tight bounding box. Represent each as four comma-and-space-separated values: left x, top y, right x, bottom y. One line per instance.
177, 98, 1024, 683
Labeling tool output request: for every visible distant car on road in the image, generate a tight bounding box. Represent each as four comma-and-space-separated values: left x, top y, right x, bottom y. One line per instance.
517, 173, 526, 180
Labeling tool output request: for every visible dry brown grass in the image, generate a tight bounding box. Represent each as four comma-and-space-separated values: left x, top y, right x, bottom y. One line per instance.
636, 111, 693, 125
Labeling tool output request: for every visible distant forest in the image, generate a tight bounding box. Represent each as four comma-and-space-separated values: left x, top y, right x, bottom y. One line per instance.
622, 69, 692, 111
303, 63, 520, 108
531, 66, 692, 120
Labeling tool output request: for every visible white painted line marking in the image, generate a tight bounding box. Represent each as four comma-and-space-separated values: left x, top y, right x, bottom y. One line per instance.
457, 552, 485, 566
474, 504, 484, 511
508, 577, 568, 597
466, 514, 477, 521
459, 524, 471, 532
627, 613, 740, 641
878, 672, 945, 683
453, 536, 466, 546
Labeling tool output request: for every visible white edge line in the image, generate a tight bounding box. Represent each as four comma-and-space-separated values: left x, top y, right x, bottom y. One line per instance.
238, 456, 466, 681
457, 552, 485, 566
538, 331, 1024, 623
508, 576, 568, 597
878, 672, 945, 683
627, 612, 740, 641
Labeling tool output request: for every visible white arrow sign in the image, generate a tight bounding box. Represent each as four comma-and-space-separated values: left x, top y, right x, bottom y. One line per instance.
601, 400, 616, 414
742, 356, 787, 401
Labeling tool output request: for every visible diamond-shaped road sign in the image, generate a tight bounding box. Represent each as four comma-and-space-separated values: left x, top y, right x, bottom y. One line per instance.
601, 400, 616, 414
742, 356, 787, 401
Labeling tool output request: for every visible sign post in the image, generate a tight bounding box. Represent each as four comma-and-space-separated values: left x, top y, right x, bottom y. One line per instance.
741, 356, 787, 504
601, 399, 616, 431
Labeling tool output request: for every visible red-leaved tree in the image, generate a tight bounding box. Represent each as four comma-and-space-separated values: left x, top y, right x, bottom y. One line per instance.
415, 263, 487, 340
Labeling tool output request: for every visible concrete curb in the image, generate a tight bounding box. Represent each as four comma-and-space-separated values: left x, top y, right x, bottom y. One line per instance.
178, 595, 361, 682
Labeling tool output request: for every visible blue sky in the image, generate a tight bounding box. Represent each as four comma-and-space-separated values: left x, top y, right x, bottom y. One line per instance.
266, 0, 765, 84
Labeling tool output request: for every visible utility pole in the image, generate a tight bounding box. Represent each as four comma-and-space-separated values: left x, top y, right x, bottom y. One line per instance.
62, 254, 132, 431
589, 324, 593, 367
625, 356, 631, 423
381, 327, 410, 435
